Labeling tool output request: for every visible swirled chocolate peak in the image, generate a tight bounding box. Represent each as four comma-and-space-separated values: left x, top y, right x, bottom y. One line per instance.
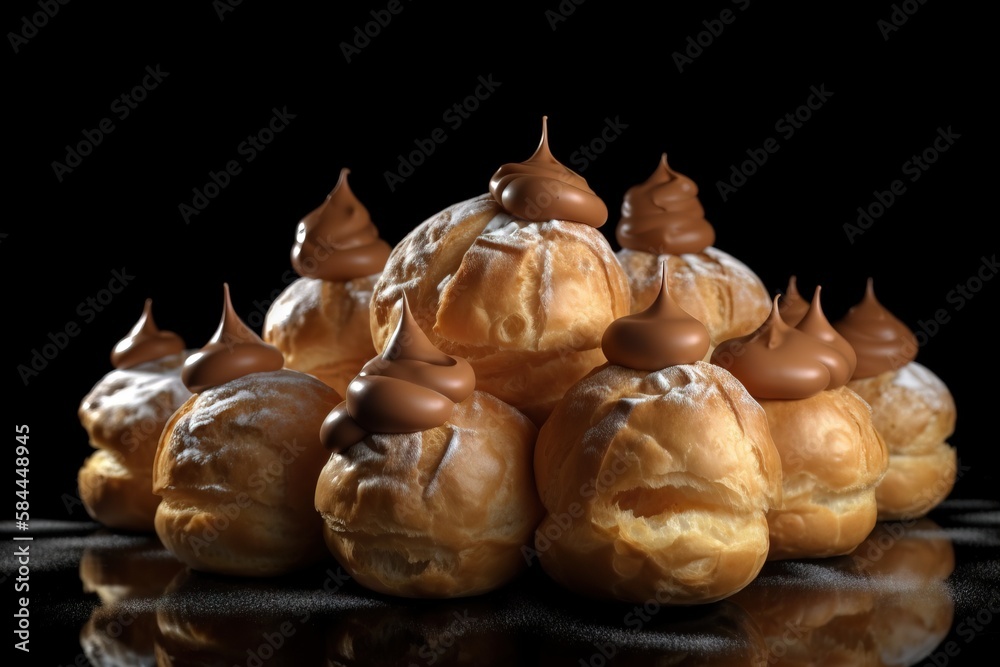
602, 261, 710, 370
615, 153, 716, 255
777, 275, 810, 327
710, 296, 833, 399
795, 286, 857, 388
290, 167, 391, 282
833, 278, 918, 379
181, 284, 284, 393
110, 298, 185, 369
320, 295, 476, 451
488, 116, 608, 227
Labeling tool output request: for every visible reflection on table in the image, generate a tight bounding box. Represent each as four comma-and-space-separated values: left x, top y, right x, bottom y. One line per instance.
70, 519, 957, 666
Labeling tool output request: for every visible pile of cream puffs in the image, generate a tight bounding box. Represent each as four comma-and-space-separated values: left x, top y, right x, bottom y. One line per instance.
77, 116, 957, 605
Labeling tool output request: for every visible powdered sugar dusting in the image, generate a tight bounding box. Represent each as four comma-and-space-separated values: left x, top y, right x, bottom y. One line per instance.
82, 366, 191, 428
894, 362, 951, 411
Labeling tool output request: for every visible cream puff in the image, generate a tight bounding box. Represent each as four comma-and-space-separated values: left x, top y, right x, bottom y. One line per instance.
315, 295, 543, 598
833, 279, 957, 520
614, 153, 771, 356
263, 167, 392, 396
532, 264, 782, 604
712, 290, 888, 560
368, 116, 631, 426
77, 299, 193, 532
153, 284, 341, 577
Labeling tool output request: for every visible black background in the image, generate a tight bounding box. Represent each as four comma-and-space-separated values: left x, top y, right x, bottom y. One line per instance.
7, 1, 995, 529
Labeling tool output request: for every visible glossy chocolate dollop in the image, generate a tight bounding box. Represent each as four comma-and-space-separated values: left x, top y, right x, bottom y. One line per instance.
290, 168, 391, 282
795, 286, 858, 388
110, 299, 185, 369
615, 153, 716, 255
601, 262, 710, 371
710, 296, 833, 399
777, 275, 810, 327
181, 284, 284, 393
321, 295, 476, 451
833, 279, 918, 379
488, 116, 608, 227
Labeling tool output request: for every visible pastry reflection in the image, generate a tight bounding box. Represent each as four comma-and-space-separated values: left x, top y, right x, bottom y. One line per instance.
78, 532, 185, 666
852, 518, 955, 666
325, 596, 524, 666
154, 567, 327, 666
730, 561, 877, 665
731, 517, 954, 666
533, 598, 768, 666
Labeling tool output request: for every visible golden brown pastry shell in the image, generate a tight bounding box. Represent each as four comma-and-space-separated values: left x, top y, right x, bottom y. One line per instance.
315, 390, 542, 598
78, 450, 161, 532
153, 369, 341, 577
533, 361, 782, 604
369, 193, 631, 426
263, 275, 380, 396
847, 361, 957, 520
760, 386, 889, 561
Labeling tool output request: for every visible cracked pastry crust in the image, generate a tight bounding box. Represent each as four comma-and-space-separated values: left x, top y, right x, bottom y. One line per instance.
369, 193, 631, 427
532, 361, 782, 605
314, 390, 543, 598
152, 369, 341, 577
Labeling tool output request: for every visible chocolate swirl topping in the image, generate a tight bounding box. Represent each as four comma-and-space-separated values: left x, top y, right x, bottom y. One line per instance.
795, 285, 857, 388
602, 261, 710, 371
181, 284, 285, 393
710, 296, 834, 399
777, 275, 810, 327
290, 168, 391, 282
320, 295, 476, 451
833, 278, 918, 379
615, 153, 716, 255
488, 116, 608, 227
110, 298, 185, 369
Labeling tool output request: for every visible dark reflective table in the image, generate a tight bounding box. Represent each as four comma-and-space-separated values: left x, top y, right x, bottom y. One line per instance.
5, 499, 998, 666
